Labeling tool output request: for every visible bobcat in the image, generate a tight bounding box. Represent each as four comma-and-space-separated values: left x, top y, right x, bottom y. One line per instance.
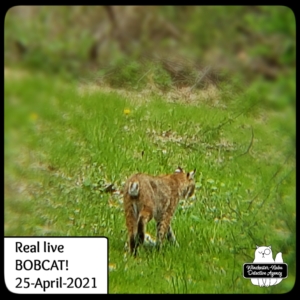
123, 167, 196, 255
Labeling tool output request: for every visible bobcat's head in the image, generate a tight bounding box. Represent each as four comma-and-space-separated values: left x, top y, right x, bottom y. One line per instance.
175, 166, 196, 199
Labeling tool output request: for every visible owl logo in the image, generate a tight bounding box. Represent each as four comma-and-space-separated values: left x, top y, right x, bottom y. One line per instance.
251, 245, 283, 287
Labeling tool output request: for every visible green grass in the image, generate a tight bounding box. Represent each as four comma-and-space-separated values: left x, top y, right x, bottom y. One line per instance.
5, 69, 295, 293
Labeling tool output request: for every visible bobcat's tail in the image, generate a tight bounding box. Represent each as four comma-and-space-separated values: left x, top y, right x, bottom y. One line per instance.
128, 181, 139, 197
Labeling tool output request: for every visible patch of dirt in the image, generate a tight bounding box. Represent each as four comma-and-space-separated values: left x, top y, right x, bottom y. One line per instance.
5, 67, 29, 81
77, 81, 224, 108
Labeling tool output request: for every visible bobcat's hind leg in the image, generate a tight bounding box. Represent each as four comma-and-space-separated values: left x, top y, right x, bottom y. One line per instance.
125, 205, 138, 255
137, 209, 152, 248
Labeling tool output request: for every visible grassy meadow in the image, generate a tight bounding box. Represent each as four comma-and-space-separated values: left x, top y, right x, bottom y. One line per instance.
5, 68, 295, 293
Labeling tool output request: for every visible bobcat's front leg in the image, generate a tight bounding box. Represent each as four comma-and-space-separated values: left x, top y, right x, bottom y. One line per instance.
166, 225, 176, 243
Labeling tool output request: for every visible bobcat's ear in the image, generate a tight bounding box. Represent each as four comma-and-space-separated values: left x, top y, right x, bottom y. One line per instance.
175, 166, 183, 173
187, 169, 196, 179
256, 245, 259, 249
268, 246, 272, 249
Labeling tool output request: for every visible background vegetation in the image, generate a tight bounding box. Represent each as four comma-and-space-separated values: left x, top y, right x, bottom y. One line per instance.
5, 6, 295, 293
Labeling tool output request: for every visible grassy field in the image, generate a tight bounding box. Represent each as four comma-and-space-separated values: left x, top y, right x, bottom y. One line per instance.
5, 68, 295, 293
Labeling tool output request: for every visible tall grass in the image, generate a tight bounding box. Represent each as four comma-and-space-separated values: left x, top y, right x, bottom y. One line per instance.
5, 69, 295, 293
